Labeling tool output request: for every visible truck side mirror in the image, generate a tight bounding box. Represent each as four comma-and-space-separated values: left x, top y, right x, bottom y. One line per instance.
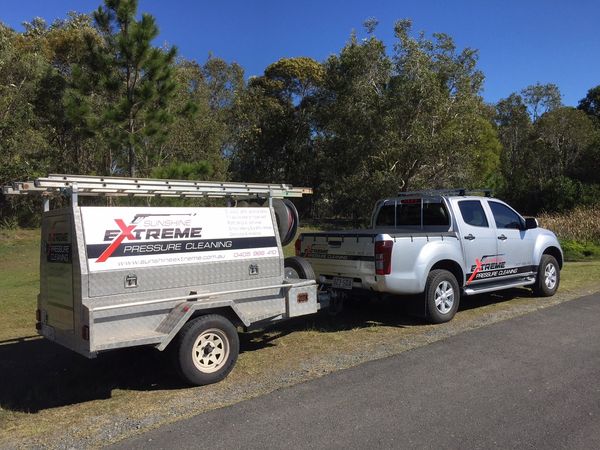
524, 217, 538, 230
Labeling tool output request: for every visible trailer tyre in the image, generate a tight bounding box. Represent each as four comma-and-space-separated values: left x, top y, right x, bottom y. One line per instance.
284, 256, 315, 280
533, 254, 560, 297
273, 199, 299, 246
425, 269, 460, 324
174, 314, 239, 386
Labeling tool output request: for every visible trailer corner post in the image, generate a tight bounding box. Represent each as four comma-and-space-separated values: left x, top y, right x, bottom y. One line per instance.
70, 183, 78, 208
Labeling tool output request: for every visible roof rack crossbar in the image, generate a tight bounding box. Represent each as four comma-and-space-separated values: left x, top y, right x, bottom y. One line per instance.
396, 188, 492, 197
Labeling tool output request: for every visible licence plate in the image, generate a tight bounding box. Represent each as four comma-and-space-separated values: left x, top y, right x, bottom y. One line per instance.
332, 276, 353, 290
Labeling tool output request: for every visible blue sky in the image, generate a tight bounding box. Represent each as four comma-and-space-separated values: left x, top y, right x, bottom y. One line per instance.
2, 0, 598, 106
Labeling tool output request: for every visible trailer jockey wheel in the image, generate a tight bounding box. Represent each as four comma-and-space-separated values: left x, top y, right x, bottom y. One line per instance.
173, 314, 239, 386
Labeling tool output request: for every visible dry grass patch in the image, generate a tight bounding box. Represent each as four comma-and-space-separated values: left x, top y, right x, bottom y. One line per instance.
539, 205, 600, 243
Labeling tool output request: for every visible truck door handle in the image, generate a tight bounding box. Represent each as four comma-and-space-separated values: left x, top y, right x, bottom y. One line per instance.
498, 234, 507, 241
464, 234, 475, 241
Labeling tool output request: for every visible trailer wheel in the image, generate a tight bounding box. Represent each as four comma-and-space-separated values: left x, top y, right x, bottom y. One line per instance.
425, 269, 460, 324
284, 256, 315, 280
174, 314, 239, 386
533, 254, 560, 297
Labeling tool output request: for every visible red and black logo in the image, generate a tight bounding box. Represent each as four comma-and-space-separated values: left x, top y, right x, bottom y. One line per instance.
466, 254, 535, 284
88, 213, 277, 262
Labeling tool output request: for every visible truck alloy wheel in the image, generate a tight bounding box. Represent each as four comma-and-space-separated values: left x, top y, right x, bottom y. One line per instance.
173, 314, 239, 386
434, 280, 455, 314
533, 255, 560, 297
425, 269, 460, 324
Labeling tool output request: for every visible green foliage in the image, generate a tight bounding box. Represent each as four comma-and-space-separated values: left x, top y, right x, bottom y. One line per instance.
578, 85, 600, 122
160, 57, 242, 181
231, 55, 323, 192
0, 215, 19, 230
496, 83, 600, 214
0, 7, 599, 223
151, 161, 212, 180
560, 240, 600, 261
521, 82, 561, 120
310, 20, 499, 216
66, 0, 178, 177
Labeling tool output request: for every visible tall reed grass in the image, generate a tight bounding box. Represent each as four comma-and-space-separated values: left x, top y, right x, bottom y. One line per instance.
538, 205, 600, 243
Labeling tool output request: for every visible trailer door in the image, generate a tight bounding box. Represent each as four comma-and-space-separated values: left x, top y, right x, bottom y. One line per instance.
42, 214, 74, 330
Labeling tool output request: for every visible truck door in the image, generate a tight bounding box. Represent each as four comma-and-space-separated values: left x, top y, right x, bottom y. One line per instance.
455, 199, 499, 286
485, 200, 535, 279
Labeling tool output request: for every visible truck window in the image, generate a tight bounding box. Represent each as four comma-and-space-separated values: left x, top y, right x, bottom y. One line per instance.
458, 200, 489, 227
489, 201, 524, 229
423, 202, 449, 227
396, 202, 421, 226
375, 203, 396, 226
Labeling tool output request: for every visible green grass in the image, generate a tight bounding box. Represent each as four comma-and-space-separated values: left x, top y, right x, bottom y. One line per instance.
1, 228, 600, 447
0, 229, 40, 341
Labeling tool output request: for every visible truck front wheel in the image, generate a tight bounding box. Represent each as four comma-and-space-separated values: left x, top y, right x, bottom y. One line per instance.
425, 269, 460, 324
173, 314, 239, 386
533, 254, 560, 297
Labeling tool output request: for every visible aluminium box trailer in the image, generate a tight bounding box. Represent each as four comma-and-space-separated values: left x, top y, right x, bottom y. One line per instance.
3, 174, 327, 386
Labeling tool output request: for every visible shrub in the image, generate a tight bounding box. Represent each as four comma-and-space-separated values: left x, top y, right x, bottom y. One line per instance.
560, 240, 600, 261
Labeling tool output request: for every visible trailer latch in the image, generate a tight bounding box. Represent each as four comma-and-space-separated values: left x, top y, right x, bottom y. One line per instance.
125, 274, 138, 288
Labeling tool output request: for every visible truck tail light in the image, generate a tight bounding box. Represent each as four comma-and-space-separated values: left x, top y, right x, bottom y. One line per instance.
375, 240, 393, 275
82, 325, 90, 341
295, 238, 302, 256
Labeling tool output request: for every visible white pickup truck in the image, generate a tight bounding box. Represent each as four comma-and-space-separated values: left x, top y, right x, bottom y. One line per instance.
296, 190, 563, 323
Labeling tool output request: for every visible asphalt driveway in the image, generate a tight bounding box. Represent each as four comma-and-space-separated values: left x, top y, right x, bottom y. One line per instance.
112, 293, 600, 449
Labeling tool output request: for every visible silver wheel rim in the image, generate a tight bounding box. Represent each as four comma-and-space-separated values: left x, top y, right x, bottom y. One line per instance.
192, 328, 229, 374
285, 267, 300, 279
544, 263, 557, 290
434, 280, 454, 315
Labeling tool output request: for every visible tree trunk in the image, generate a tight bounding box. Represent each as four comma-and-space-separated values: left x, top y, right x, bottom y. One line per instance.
129, 143, 136, 177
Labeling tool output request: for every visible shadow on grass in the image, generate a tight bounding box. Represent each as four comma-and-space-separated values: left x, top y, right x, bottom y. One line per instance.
0, 289, 531, 414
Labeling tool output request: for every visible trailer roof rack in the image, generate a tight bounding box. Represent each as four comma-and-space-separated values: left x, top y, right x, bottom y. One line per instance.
3, 174, 313, 199
396, 188, 492, 198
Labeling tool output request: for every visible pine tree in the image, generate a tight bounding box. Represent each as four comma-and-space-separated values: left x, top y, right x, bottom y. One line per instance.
67, 0, 177, 176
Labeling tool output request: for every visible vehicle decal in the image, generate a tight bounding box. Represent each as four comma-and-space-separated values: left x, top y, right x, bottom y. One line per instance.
466, 253, 536, 284
81, 207, 278, 272
301, 245, 374, 262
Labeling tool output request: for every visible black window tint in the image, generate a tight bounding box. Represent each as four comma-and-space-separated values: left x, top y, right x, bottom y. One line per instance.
423, 202, 450, 227
376, 203, 395, 226
458, 200, 489, 227
489, 202, 523, 229
396, 203, 421, 226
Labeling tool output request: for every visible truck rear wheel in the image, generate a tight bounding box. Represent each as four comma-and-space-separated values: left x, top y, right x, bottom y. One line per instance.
425, 269, 460, 324
173, 314, 239, 386
533, 255, 560, 297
